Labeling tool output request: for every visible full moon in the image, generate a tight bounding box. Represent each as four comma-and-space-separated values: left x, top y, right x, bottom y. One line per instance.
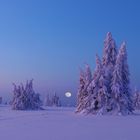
65, 92, 72, 98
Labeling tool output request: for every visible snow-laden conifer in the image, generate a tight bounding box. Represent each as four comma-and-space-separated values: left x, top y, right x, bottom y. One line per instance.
111, 42, 133, 115
76, 65, 92, 113
86, 55, 109, 114
102, 32, 117, 95
12, 80, 42, 110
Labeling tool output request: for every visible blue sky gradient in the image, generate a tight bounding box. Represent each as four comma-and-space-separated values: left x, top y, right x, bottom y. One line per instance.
0, 0, 140, 105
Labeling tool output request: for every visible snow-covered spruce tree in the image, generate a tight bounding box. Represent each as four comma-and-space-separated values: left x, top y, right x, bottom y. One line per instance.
76, 64, 92, 113
12, 80, 42, 110
102, 32, 117, 96
111, 42, 133, 115
85, 55, 108, 114
76, 69, 86, 113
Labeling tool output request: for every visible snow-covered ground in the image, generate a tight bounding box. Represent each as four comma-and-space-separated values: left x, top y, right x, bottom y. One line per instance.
0, 105, 140, 140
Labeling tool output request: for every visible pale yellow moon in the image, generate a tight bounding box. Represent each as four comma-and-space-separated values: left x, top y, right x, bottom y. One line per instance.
65, 92, 72, 98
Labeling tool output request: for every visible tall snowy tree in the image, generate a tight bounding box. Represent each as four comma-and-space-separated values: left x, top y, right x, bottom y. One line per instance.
102, 32, 117, 95
111, 42, 133, 115
76, 65, 92, 113
88, 54, 103, 97
86, 55, 108, 114
76, 69, 85, 113
121, 43, 133, 113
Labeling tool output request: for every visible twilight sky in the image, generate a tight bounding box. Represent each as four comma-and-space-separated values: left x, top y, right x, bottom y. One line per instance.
0, 0, 140, 105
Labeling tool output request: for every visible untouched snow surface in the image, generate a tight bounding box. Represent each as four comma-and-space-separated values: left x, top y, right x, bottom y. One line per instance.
0, 105, 140, 140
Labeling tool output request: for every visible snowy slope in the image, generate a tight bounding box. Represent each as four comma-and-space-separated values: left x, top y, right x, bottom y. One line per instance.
0, 105, 140, 140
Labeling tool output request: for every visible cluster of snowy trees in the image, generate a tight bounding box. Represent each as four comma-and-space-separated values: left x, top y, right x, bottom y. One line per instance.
76, 32, 134, 115
12, 80, 42, 110
11, 80, 62, 110
44, 93, 61, 107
